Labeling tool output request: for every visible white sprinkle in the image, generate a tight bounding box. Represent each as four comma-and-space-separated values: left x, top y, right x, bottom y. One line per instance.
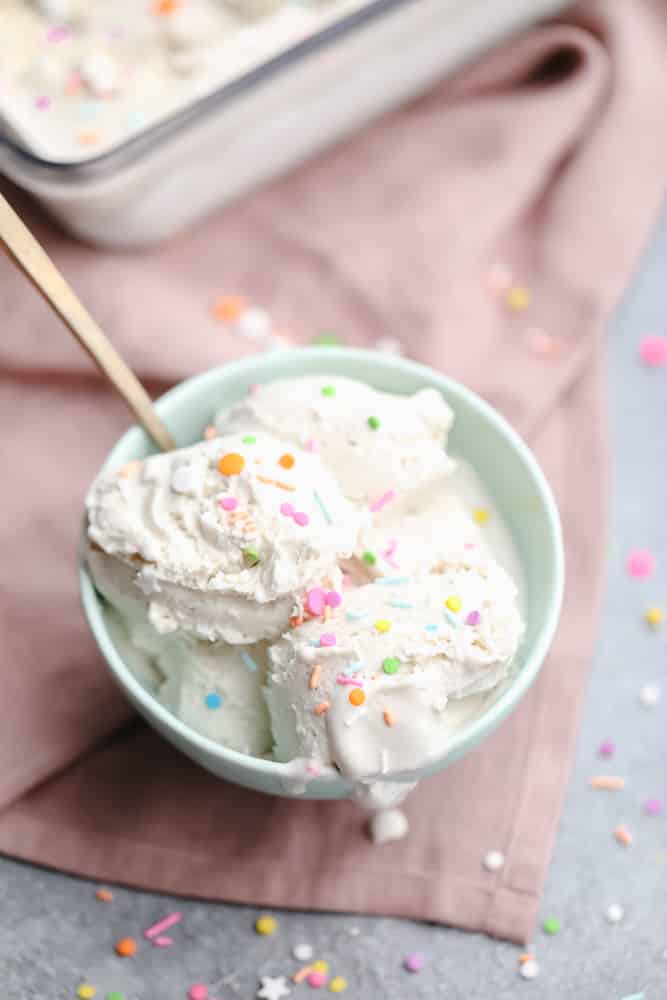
519, 959, 540, 980
292, 943, 313, 962
237, 306, 271, 340
348, 926, 361, 936
605, 902, 624, 924
170, 464, 196, 494
483, 850, 505, 872
639, 684, 661, 708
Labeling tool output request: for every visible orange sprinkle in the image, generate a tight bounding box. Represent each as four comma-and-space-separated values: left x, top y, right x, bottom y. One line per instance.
590, 775, 625, 790
219, 453, 245, 476
118, 460, 142, 479
293, 967, 314, 984
309, 664, 322, 690
290, 616, 304, 628
349, 689, 365, 707
614, 824, 633, 846
153, 0, 180, 14
275, 480, 296, 492
279, 453, 295, 470
115, 937, 137, 957
518, 954, 535, 965
203, 425, 216, 440
314, 701, 330, 716
77, 131, 100, 146
383, 708, 395, 727
323, 604, 331, 623
95, 888, 113, 903
212, 294, 246, 323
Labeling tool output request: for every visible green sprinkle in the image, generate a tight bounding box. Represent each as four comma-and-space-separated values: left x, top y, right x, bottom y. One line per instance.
362, 551, 377, 566
542, 917, 561, 936
242, 434, 257, 444
244, 547, 260, 566
106, 994, 125, 1000
312, 331, 342, 347
321, 385, 336, 397
313, 490, 333, 525
382, 656, 400, 675
367, 415, 381, 430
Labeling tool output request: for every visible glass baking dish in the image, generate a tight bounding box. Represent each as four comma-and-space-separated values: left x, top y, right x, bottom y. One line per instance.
0, 0, 572, 248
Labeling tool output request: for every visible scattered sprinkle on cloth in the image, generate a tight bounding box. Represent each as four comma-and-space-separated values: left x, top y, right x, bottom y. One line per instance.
1, 0, 667, 946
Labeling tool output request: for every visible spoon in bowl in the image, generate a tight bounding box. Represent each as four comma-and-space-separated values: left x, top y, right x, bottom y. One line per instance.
0, 191, 175, 452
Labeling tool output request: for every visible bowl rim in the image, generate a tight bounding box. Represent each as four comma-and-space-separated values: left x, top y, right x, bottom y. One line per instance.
80, 347, 565, 784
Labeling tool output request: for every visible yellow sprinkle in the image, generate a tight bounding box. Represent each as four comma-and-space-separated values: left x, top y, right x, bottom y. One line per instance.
645, 606, 664, 627
504, 285, 530, 312
472, 508, 490, 525
255, 915, 277, 936
311, 960, 329, 973
374, 619, 391, 633
445, 596, 462, 613
77, 987, 96, 1000
329, 976, 348, 993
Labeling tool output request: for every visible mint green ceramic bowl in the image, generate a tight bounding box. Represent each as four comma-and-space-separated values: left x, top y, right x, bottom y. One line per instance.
80, 348, 564, 799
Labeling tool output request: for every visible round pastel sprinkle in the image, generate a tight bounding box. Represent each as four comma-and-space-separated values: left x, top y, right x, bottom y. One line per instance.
35, 95, 51, 110
244, 547, 260, 566
311, 961, 329, 973
542, 916, 561, 936
220, 497, 238, 511
329, 977, 348, 993
293, 943, 313, 962
445, 596, 462, 612
212, 294, 246, 323
367, 416, 381, 430
466, 610, 481, 626
639, 684, 661, 707
362, 551, 377, 566
188, 987, 208, 1000
626, 549, 655, 579
294, 512, 310, 526
203, 425, 217, 440
639, 334, 667, 367
95, 888, 113, 902
349, 688, 366, 706
382, 657, 400, 675
504, 285, 530, 312
306, 588, 327, 615
219, 452, 245, 476
605, 903, 624, 924
644, 797, 663, 816
307, 972, 328, 988
519, 959, 540, 980
321, 385, 336, 397
375, 619, 391, 633
483, 850, 505, 872
77, 986, 96, 999
280, 502, 295, 516
255, 914, 277, 936
279, 453, 295, 469
115, 937, 137, 957
472, 508, 490, 525
237, 306, 271, 340
645, 606, 664, 626
326, 590, 342, 609
204, 693, 222, 710
403, 953, 426, 973
598, 739, 616, 757
320, 633, 337, 647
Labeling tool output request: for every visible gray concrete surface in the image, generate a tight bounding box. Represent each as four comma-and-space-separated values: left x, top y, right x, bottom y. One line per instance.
2, 210, 667, 1000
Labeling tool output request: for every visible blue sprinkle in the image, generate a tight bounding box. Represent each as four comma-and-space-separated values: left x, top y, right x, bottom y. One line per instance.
313, 490, 333, 525
308, 639, 320, 646
346, 661, 365, 673
240, 651, 257, 672
386, 600, 415, 609
444, 609, 460, 628
424, 624, 438, 632
204, 692, 223, 709
346, 611, 368, 621
375, 576, 410, 586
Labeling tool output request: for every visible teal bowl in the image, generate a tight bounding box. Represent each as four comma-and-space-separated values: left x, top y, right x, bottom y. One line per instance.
80, 348, 564, 799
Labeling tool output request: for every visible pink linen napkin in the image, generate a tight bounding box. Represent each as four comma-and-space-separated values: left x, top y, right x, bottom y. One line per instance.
1, 0, 666, 944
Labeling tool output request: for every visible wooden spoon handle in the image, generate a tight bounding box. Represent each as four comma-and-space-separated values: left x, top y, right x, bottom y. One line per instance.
0, 192, 175, 452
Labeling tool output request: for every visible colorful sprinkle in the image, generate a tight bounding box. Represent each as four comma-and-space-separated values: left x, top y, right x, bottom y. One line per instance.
374, 619, 391, 633
590, 775, 624, 790
466, 610, 481, 626
542, 916, 561, 936
203, 425, 217, 440
294, 511, 310, 527
403, 953, 426, 973
239, 651, 257, 672
321, 385, 336, 397
95, 888, 113, 902
188, 987, 208, 1000
472, 508, 490, 525
367, 416, 381, 430
349, 688, 366, 706
369, 489, 396, 513
309, 665, 322, 690
244, 547, 260, 566
345, 661, 364, 672
443, 609, 460, 628
306, 588, 327, 615
644, 797, 663, 816
424, 624, 438, 632
212, 295, 246, 323
35, 95, 51, 110
313, 490, 333, 525
312, 332, 341, 346
362, 551, 377, 566
242, 434, 257, 444
598, 739, 616, 757
77, 986, 96, 999
639, 684, 661, 707
639, 334, 667, 367
626, 549, 655, 579
614, 824, 633, 846
644, 605, 664, 626
311, 961, 329, 973
47, 25, 71, 42
382, 656, 400, 675
77, 131, 101, 146
336, 676, 363, 687
387, 600, 415, 609
605, 903, 624, 924
504, 285, 530, 312
105, 993, 125, 1000
118, 460, 142, 479
326, 590, 342, 608
220, 497, 238, 511
375, 576, 409, 586
115, 937, 137, 957
219, 453, 245, 476
518, 959, 540, 981
314, 702, 330, 716
255, 914, 277, 936
279, 453, 295, 469
329, 977, 348, 993
483, 850, 505, 872
153, 936, 173, 947
307, 972, 328, 988
320, 633, 336, 647
280, 502, 295, 516
346, 612, 368, 621
204, 691, 222, 710
383, 709, 395, 727
445, 595, 462, 612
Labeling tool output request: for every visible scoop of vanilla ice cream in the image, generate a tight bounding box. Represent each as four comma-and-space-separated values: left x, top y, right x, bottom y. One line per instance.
266, 563, 523, 778
214, 376, 454, 507
86, 432, 365, 644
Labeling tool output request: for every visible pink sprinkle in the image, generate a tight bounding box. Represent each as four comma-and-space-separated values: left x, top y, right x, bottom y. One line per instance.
47, 25, 70, 43
320, 633, 336, 647
403, 953, 426, 973
342, 574, 351, 589
306, 763, 320, 776
306, 587, 326, 616
153, 936, 173, 947
382, 537, 399, 569
464, 542, 475, 551
34, 95, 51, 110
188, 987, 208, 1000
305, 439, 318, 452
336, 675, 363, 686
639, 335, 667, 367
249, 383, 260, 394
220, 497, 238, 511
294, 511, 309, 526
144, 911, 182, 940
644, 797, 664, 816
280, 502, 295, 517
307, 972, 328, 988
370, 489, 397, 513
626, 549, 656, 579
466, 610, 481, 626
326, 590, 342, 608
598, 739, 616, 758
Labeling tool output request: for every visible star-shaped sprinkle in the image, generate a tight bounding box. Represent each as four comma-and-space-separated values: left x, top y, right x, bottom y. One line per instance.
257, 976, 291, 1000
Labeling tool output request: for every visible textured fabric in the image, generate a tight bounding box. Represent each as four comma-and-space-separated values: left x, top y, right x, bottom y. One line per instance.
1, 0, 665, 944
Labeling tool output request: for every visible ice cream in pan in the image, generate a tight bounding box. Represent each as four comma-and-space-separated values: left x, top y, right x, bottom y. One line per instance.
86, 375, 524, 832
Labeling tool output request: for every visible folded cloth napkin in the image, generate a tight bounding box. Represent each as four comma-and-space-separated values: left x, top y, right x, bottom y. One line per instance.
1, 0, 666, 944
